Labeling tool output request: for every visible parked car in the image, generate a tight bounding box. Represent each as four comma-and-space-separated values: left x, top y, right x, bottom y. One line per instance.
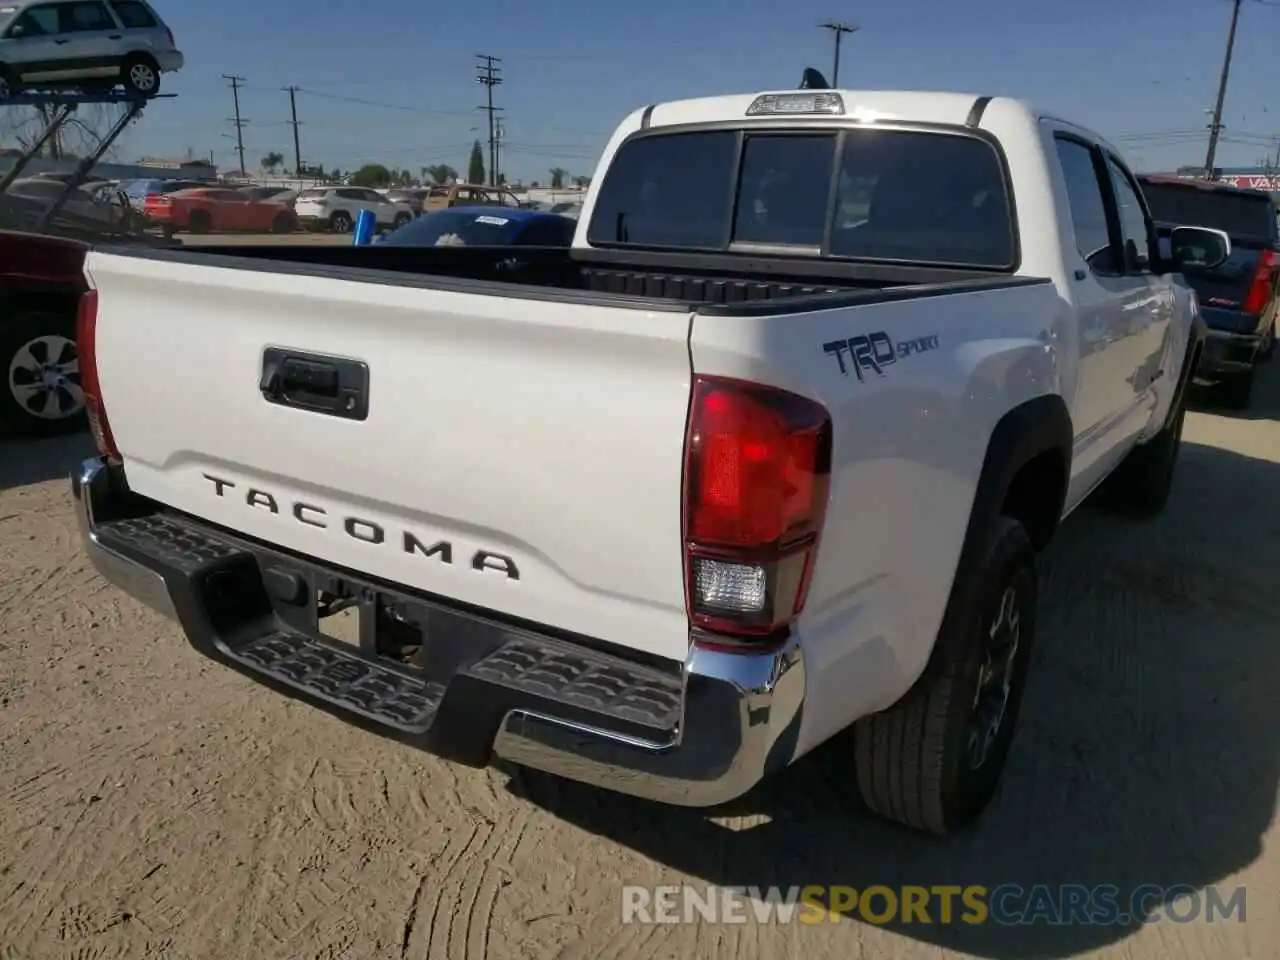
420, 183, 521, 214
0, 229, 86, 437
549, 201, 582, 219
1138, 174, 1277, 408
143, 187, 298, 236
5, 175, 129, 227
70, 83, 1227, 836
379, 206, 578, 247
387, 187, 434, 216
119, 178, 211, 208
0, 0, 183, 99
293, 187, 413, 233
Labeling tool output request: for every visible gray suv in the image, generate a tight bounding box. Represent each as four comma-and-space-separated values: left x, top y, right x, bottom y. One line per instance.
0, 0, 183, 99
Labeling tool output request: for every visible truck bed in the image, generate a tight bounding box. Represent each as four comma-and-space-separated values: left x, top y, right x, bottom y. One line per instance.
95, 241, 1034, 315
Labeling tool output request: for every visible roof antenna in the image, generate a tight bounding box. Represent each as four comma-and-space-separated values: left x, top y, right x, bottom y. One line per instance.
800, 67, 830, 90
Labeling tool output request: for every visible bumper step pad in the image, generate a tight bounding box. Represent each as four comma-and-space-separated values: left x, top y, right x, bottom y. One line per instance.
92, 511, 683, 741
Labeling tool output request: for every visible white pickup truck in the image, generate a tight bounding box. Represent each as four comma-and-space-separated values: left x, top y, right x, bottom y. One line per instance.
70, 80, 1228, 835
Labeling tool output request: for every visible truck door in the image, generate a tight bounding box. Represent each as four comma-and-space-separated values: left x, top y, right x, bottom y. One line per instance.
1048, 131, 1156, 504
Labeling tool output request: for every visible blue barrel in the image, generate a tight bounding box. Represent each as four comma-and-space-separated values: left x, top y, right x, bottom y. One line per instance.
353, 208, 376, 246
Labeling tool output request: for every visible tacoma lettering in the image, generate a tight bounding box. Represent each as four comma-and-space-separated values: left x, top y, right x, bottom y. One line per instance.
201, 473, 520, 579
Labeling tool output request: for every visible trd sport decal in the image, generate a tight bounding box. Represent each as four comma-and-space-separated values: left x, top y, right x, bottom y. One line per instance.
822, 332, 940, 381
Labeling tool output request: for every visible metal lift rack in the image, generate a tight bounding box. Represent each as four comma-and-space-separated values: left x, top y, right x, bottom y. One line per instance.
0, 89, 176, 231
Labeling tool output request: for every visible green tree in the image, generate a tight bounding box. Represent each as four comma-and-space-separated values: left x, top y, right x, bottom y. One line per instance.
261, 151, 285, 174
573, 175, 591, 189
529, 180, 540, 189
425, 164, 457, 185
549, 167, 568, 189
468, 140, 486, 185
350, 164, 393, 187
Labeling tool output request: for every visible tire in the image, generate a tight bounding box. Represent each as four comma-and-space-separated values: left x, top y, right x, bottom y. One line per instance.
272, 212, 297, 234
0, 311, 86, 439
329, 211, 353, 233
393, 212, 412, 229
1218, 365, 1255, 411
187, 210, 213, 234
121, 55, 160, 98
853, 516, 1037, 835
1100, 379, 1188, 518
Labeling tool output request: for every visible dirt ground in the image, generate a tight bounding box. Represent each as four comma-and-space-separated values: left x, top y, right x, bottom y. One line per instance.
1, 375, 1278, 960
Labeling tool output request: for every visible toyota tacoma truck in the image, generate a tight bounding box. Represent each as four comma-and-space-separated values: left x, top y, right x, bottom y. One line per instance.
69, 78, 1228, 835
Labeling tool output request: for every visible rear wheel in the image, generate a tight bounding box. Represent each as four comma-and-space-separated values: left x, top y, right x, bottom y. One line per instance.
0, 312, 86, 438
187, 210, 213, 234
329, 211, 353, 233
121, 55, 160, 98
852, 516, 1037, 835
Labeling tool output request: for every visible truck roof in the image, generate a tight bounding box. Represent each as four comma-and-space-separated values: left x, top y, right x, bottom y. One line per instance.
643, 89, 990, 128
637, 88, 1119, 158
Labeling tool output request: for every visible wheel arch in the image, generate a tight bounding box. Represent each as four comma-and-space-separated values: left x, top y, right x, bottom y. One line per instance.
927, 393, 1072, 667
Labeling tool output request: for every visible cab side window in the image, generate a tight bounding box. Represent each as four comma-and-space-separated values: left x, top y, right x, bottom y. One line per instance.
1105, 156, 1154, 274
8, 5, 61, 36
1053, 136, 1119, 276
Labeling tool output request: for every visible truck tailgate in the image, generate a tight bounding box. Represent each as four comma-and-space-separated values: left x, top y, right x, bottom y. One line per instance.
86, 251, 696, 663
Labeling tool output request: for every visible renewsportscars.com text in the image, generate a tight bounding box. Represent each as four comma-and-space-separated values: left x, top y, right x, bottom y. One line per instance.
621, 884, 1247, 926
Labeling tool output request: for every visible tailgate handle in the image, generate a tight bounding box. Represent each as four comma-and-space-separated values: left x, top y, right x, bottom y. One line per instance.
260, 348, 369, 421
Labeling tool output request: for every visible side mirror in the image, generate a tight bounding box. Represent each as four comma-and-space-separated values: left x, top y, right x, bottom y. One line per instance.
1168, 225, 1231, 272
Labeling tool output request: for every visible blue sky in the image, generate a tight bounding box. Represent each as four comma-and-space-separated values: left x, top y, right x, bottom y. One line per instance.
121, 0, 1280, 182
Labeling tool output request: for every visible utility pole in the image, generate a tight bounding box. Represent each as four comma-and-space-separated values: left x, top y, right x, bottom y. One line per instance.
475, 54, 503, 186
284, 85, 303, 175
819, 20, 858, 87
222, 73, 247, 175
1203, 0, 1242, 180
495, 120, 505, 185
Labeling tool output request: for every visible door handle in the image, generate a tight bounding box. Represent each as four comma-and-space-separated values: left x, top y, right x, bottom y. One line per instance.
108, 34, 121, 39
54, 38, 69, 44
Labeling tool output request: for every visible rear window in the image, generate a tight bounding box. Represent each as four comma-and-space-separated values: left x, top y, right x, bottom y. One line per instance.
108, 0, 157, 28
587, 127, 1015, 268
1140, 181, 1276, 239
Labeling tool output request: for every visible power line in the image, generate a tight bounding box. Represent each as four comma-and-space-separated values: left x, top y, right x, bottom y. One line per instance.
475, 54, 503, 185
284, 85, 303, 174
1204, 0, 1243, 178
819, 20, 858, 87
222, 73, 247, 175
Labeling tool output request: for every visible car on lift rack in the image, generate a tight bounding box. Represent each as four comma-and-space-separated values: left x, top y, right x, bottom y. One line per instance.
0, 0, 183, 100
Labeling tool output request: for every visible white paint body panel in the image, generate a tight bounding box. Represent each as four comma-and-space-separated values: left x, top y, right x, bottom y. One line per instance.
87, 254, 696, 662
85, 88, 1199, 767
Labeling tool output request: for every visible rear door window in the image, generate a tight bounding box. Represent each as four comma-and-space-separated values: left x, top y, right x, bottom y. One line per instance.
60, 1, 116, 31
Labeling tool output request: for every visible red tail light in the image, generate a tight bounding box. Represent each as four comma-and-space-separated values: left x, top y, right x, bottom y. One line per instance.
683, 376, 832, 645
1242, 249, 1277, 315
75, 289, 118, 459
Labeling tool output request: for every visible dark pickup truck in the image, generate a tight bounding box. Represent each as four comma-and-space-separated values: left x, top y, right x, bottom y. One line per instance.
1139, 175, 1277, 409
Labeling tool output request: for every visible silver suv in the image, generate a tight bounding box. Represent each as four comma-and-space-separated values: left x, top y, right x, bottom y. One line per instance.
0, 0, 183, 99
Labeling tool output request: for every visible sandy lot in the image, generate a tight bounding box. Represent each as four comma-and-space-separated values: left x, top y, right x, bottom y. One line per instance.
1, 376, 1277, 960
